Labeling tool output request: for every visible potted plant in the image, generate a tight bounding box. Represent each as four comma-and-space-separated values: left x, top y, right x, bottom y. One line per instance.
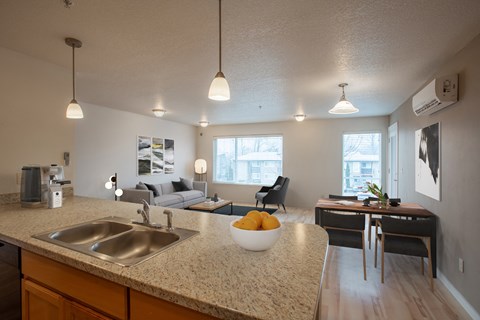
366, 182, 388, 208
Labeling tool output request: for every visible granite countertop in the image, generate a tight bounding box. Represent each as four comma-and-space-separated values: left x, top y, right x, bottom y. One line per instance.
0, 197, 328, 320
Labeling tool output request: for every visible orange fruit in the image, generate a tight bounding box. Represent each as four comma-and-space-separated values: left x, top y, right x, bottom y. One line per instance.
246, 211, 263, 228
233, 217, 258, 230
262, 215, 281, 230
260, 211, 270, 220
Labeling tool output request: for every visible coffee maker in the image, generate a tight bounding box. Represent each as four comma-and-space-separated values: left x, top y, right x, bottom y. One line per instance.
21, 165, 71, 208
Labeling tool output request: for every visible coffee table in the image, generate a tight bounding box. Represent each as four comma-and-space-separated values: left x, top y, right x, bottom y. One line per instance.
188, 199, 233, 215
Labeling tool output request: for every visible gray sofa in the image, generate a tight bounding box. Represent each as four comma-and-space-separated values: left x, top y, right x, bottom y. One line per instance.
121, 181, 207, 208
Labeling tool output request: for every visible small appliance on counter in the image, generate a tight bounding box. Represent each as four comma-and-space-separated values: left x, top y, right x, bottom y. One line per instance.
21, 164, 71, 208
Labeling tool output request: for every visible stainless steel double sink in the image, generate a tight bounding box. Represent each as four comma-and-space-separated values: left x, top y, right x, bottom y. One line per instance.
33, 216, 199, 266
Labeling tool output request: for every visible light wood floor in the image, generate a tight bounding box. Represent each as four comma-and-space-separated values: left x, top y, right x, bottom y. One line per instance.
239, 203, 472, 320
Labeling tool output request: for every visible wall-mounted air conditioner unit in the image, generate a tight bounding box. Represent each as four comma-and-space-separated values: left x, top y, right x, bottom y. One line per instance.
412, 74, 458, 116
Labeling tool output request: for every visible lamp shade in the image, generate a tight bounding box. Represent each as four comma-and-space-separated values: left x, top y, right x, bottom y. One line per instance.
329, 83, 359, 115
66, 99, 84, 119
328, 100, 359, 114
194, 159, 207, 174
208, 72, 230, 101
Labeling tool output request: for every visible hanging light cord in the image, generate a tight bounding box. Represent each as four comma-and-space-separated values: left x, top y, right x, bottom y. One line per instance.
218, 0, 222, 73
72, 45, 76, 100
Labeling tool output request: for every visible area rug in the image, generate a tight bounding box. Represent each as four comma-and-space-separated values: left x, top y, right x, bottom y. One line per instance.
213, 205, 276, 216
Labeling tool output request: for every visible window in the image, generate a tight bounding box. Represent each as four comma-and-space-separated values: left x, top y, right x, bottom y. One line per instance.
213, 136, 283, 185
343, 132, 381, 196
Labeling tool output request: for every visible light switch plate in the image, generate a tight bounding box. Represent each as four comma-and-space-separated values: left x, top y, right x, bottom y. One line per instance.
459, 258, 464, 273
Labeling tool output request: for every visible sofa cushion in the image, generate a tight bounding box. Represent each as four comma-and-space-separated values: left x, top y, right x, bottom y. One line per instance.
154, 194, 183, 207
153, 184, 163, 197
173, 190, 204, 202
180, 177, 193, 190
161, 182, 176, 194
136, 182, 148, 190
145, 183, 160, 197
255, 192, 267, 201
172, 181, 187, 192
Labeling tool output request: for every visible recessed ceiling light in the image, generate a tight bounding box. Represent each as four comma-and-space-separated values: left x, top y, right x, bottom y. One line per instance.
152, 108, 166, 117
199, 121, 209, 127
294, 114, 306, 122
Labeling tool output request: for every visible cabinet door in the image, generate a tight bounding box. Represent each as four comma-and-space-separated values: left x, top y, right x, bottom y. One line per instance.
65, 301, 112, 320
22, 279, 64, 320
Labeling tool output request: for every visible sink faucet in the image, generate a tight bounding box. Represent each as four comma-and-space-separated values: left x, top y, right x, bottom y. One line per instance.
136, 199, 151, 225
164, 209, 174, 231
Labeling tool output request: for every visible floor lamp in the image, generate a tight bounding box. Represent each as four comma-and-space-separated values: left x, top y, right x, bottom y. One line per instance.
194, 159, 207, 181
105, 173, 123, 201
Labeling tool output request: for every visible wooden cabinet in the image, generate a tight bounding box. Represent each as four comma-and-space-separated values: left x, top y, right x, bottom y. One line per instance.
22, 250, 218, 320
22, 251, 125, 320
130, 289, 218, 320
22, 280, 64, 320
22, 279, 111, 320
65, 301, 111, 320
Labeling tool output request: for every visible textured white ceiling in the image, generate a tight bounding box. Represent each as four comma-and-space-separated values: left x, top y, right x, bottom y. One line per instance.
1, 0, 480, 125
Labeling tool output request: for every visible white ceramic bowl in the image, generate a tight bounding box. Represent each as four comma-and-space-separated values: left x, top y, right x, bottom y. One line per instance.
229, 220, 282, 251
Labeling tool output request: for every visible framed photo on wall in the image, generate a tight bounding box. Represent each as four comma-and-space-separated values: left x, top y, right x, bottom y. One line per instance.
137, 136, 152, 176
415, 122, 440, 200
137, 136, 173, 176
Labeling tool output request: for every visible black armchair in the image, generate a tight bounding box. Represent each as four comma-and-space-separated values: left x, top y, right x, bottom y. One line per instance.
255, 176, 290, 212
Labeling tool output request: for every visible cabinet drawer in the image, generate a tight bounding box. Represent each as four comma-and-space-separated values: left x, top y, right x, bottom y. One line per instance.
22, 251, 127, 320
130, 289, 218, 320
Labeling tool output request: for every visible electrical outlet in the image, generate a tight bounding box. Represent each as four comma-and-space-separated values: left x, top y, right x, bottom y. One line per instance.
459, 258, 464, 273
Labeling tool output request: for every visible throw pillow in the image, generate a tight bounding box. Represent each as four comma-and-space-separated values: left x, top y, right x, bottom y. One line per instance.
171, 181, 185, 192
180, 177, 193, 190
144, 183, 160, 197
136, 181, 148, 190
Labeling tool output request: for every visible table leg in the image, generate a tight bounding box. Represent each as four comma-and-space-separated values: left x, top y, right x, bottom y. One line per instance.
315, 207, 322, 225
431, 215, 437, 278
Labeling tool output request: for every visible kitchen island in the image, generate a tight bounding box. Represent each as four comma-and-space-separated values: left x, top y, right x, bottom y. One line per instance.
0, 197, 328, 320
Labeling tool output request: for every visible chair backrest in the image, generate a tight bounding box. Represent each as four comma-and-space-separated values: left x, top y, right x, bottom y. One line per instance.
276, 177, 289, 200
321, 211, 365, 230
272, 176, 285, 188
329, 194, 358, 200
381, 216, 432, 237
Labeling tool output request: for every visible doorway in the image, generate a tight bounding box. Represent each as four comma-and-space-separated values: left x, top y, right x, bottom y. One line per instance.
387, 122, 399, 197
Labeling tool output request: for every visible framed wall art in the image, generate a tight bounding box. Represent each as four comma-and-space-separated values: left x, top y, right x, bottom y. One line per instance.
137, 136, 174, 176
415, 122, 440, 200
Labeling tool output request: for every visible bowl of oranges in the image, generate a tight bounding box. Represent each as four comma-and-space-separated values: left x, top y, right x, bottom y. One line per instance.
230, 210, 282, 251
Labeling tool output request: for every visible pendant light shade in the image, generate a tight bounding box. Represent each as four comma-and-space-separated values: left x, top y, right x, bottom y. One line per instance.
208, 0, 230, 101
329, 83, 359, 115
66, 99, 83, 119
65, 38, 84, 119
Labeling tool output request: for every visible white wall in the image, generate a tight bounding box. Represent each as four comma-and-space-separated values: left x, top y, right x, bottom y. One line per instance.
390, 33, 480, 316
74, 103, 197, 200
0, 47, 75, 194
196, 117, 389, 208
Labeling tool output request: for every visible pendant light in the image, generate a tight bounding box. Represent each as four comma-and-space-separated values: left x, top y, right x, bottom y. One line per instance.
208, 0, 230, 101
328, 83, 359, 114
65, 38, 83, 119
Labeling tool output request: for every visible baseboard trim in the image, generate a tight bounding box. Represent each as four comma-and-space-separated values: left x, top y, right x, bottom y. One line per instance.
437, 270, 480, 320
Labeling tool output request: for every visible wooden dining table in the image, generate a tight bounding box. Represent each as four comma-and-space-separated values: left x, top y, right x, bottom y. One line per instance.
315, 198, 437, 277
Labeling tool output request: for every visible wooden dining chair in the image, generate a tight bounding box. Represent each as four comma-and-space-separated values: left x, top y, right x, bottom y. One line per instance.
374, 216, 434, 291
320, 210, 367, 280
